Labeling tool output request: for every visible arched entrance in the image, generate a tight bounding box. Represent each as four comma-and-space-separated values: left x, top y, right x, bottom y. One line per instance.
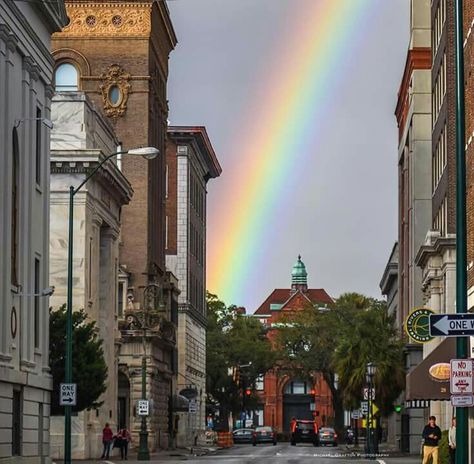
282, 379, 314, 432
118, 372, 130, 429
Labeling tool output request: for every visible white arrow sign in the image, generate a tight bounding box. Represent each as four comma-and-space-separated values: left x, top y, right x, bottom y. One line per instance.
430, 314, 474, 336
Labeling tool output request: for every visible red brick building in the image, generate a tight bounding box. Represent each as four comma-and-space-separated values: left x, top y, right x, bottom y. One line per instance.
252, 257, 334, 433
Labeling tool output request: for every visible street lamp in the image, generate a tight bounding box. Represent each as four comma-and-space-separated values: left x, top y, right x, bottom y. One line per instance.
63, 147, 159, 464
365, 362, 376, 460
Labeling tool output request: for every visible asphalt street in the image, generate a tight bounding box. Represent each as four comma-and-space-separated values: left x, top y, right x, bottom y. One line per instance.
92, 443, 422, 464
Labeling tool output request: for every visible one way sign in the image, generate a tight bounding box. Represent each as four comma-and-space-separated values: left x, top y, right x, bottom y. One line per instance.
429, 314, 474, 337
60, 383, 77, 406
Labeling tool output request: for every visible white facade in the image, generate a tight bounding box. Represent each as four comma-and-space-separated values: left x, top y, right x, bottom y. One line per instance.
166, 129, 221, 447
0, 2, 66, 463
48, 93, 132, 459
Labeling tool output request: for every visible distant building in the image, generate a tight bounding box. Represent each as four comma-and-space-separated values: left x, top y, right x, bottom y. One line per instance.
252, 257, 334, 432
392, 0, 431, 452
49, 92, 133, 459
51, 0, 179, 451
0, 1, 67, 463
165, 127, 222, 446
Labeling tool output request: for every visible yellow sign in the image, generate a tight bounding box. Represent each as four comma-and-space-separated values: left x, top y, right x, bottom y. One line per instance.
362, 419, 376, 428
371, 403, 379, 416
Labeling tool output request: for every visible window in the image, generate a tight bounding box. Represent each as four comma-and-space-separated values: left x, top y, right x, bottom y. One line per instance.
34, 258, 40, 349
55, 63, 78, 91
11, 128, 19, 286
118, 282, 124, 317
284, 380, 308, 395
256, 374, 264, 391
36, 107, 41, 184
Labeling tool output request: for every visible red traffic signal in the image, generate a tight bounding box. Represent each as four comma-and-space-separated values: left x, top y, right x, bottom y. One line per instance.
245, 388, 252, 396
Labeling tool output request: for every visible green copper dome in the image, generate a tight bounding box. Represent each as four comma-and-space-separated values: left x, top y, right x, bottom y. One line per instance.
291, 255, 308, 286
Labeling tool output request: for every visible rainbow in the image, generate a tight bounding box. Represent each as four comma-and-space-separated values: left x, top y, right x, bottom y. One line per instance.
207, 0, 372, 306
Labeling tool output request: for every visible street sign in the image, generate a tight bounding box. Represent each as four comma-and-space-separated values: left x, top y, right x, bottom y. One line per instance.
59, 383, 77, 406
351, 411, 361, 419
188, 399, 197, 414
362, 419, 376, 428
451, 395, 474, 407
371, 403, 379, 416
450, 359, 474, 394
137, 400, 149, 416
363, 388, 375, 400
360, 401, 368, 414
429, 314, 474, 336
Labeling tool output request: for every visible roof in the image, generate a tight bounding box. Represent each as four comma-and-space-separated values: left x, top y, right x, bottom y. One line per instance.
167, 126, 222, 179
253, 288, 333, 316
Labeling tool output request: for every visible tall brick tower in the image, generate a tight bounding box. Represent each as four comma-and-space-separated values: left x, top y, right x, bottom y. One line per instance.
51, 0, 178, 454
52, 0, 177, 293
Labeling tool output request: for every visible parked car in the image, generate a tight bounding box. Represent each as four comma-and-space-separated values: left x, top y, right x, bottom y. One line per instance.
318, 427, 337, 446
252, 426, 277, 446
232, 428, 255, 444
291, 420, 319, 446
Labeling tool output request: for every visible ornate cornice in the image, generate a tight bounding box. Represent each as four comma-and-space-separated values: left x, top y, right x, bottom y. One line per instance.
55, 3, 153, 38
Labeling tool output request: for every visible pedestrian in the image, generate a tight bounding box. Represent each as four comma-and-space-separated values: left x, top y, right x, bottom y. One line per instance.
422, 416, 442, 464
290, 417, 297, 446
448, 417, 456, 464
116, 428, 132, 460
101, 422, 114, 459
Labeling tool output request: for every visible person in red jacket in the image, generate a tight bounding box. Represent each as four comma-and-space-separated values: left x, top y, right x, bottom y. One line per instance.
101, 423, 114, 459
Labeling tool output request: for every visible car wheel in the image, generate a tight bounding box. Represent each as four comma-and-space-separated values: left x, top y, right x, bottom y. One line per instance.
273, 441, 277, 446
291, 441, 296, 446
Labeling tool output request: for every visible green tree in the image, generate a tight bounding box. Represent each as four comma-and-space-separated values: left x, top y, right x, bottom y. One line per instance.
206, 292, 276, 426
49, 305, 107, 415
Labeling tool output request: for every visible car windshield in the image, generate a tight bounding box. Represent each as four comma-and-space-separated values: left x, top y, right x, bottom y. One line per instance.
256, 426, 272, 432
297, 422, 314, 430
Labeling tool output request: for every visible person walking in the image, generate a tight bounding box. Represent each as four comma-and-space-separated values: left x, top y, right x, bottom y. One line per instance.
290, 417, 297, 446
101, 423, 114, 459
422, 416, 442, 464
448, 417, 456, 464
116, 428, 132, 460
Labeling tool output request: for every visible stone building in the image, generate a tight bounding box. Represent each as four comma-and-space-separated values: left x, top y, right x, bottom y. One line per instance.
51, 0, 178, 451
48, 92, 133, 459
165, 127, 222, 446
392, 0, 431, 452
252, 257, 334, 433
0, 1, 67, 463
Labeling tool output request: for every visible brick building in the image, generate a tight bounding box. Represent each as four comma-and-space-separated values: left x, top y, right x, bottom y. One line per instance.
252, 257, 334, 433
165, 127, 222, 446
51, 0, 178, 452
392, 0, 431, 453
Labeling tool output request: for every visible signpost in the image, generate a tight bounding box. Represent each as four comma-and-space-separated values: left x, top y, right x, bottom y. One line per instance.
188, 399, 197, 414
137, 400, 149, 416
451, 395, 474, 407
429, 314, 474, 336
360, 401, 368, 415
59, 383, 77, 406
450, 359, 473, 394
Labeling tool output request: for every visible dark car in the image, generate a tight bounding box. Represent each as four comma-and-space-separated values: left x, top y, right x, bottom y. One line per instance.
252, 426, 277, 446
232, 428, 255, 444
291, 420, 319, 446
318, 427, 337, 446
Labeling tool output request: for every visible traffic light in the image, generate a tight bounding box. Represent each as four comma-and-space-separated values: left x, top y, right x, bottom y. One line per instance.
394, 404, 402, 413
245, 388, 252, 396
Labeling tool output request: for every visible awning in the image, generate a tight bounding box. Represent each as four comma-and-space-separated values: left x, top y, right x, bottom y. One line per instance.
406, 338, 456, 401
172, 394, 190, 412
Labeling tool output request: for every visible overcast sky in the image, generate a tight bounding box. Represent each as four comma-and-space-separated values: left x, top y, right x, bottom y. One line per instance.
167, 0, 410, 310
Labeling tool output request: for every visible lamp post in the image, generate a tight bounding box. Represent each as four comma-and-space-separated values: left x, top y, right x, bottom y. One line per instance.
64, 147, 159, 464
454, 1, 468, 463
365, 362, 376, 460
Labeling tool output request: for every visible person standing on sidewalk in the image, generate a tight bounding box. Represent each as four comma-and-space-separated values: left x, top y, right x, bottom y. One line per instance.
448, 417, 456, 464
422, 416, 442, 464
101, 423, 114, 459
116, 428, 132, 460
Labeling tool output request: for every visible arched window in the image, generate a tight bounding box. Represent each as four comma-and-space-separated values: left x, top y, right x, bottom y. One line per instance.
55, 63, 78, 91
11, 128, 19, 286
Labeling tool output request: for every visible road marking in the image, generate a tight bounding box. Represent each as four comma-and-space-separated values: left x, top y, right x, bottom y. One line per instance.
377, 460, 386, 464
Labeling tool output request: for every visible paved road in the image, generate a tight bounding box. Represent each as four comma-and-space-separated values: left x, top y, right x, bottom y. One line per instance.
98, 443, 421, 464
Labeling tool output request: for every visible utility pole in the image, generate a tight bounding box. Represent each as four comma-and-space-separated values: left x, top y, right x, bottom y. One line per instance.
454, 1, 468, 463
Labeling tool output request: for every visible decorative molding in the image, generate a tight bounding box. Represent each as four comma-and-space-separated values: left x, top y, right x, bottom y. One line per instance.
22, 56, 40, 81
56, 4, 152, 38
99, 64, 131, 120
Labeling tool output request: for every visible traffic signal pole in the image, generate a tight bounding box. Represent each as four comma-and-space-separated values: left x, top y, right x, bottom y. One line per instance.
454, 1, 468, 463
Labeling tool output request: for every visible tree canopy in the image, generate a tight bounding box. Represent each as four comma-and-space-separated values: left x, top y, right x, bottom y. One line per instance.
206, 292, 276, 418
49, 305, 108, 415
